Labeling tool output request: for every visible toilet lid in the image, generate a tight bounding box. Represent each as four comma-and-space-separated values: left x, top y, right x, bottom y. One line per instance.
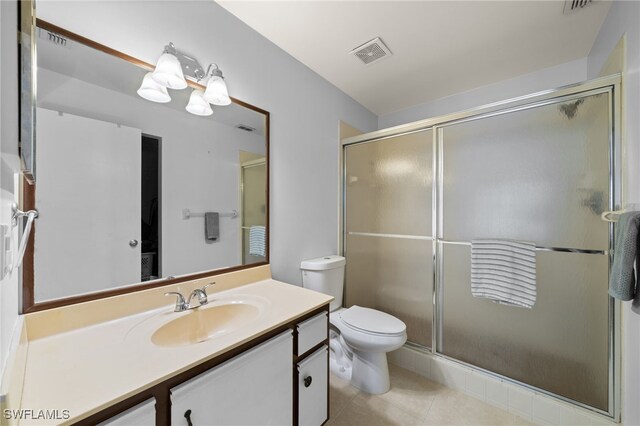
339, 306, 406, 336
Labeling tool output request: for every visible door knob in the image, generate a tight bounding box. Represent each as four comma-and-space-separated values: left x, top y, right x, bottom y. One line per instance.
129, 239, 138, 247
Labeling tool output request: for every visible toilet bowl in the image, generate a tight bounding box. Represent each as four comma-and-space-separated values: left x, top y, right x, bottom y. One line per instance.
330, 306, 406, 394
300, 255, 407, 394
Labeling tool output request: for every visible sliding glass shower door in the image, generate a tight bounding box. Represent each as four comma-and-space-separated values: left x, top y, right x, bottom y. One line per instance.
438, 91, 612, 411
343, 83, 617, 415
344, 130, 434, 348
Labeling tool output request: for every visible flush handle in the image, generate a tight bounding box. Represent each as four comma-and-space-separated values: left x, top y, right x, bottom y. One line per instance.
184, 409, 193, 426
303, 376, 312, 388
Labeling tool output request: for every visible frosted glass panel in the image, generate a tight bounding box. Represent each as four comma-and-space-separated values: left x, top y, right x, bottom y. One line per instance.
345, 130, 433, 236
440, 244, 609, 410
442, 93, 610, 250
345, 234, 432, 347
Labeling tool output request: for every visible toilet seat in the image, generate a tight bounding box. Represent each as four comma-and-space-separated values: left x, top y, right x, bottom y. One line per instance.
338, 306, 406, 337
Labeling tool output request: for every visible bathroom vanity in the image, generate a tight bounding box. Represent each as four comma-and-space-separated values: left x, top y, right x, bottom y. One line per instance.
94, 312, 329, 426
98, 309, 329, 426
12, 267, 333, 426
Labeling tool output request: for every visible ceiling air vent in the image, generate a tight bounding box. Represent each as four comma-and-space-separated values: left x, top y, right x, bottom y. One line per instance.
37, 27, 69, 48
563, 0, 597, 14
350, 37, 392, 65
236, 124, 256, 132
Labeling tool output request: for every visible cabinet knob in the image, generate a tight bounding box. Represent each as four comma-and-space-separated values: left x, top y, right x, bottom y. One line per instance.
129, 239, 138, 247
184, 409, 193, 426
304, 376, 313, 388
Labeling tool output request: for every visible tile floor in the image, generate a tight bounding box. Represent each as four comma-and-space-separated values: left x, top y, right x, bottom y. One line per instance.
327, 365, 534, 426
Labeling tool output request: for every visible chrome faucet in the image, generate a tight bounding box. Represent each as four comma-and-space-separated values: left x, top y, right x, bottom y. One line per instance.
165, 283, 215, 312
165, 291, 188, 312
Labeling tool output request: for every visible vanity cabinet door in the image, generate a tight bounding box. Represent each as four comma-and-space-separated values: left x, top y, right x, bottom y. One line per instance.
298, 346, 328, 426
170, 331, 293, 426
98, 399, 156, 426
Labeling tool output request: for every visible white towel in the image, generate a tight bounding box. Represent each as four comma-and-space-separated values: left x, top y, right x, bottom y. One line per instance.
471, 239, 537, 308
249, 226, 266, 257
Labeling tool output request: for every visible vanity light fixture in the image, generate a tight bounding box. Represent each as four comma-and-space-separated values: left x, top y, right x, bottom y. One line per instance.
185, 89, 213, 116
203, 65, 231, 106
151, 43, 189, 89
138, 42, 232, 116
137, 72, 172, 103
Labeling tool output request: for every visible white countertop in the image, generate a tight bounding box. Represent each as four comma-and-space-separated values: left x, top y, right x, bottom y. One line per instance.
18, 279, 332, 425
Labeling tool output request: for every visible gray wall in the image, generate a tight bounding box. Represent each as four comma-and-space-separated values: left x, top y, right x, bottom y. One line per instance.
36, 1, 378, 288
378, 58, 587, 129
587, 1, 640, 424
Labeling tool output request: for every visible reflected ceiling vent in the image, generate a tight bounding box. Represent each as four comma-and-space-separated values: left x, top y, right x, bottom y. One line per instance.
563, 0, 597, 14
350, 37, 392, 65
236, 124, 256, 132
37, 27, 69, 48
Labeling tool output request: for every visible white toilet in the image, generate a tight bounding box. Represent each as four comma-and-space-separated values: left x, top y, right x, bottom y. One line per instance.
300, 255, 407, 394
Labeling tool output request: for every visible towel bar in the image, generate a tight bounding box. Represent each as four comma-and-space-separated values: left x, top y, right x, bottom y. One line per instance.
601, 203, 640, 223
182, 209, 238, 220
439, 239, 608, 255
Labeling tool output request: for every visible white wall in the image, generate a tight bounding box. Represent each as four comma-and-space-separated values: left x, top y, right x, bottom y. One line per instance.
587, 2, 640, 424
0, 0, 21, 382
36, 1, 378, 287
378, 58, 588, 129
36, 69, 265, 300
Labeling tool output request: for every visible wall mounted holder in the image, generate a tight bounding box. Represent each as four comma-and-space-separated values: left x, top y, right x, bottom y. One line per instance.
11, 202, 38, 270
182, 209, 239, 220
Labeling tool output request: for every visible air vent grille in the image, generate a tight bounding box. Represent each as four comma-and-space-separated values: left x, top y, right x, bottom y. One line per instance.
236, 124, 256, 132
37, 28, 69, 47
350, 37, 392, 65
563, 0, 597, 14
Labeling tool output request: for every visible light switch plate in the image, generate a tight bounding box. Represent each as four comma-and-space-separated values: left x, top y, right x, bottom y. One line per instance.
0, 224, 11, 280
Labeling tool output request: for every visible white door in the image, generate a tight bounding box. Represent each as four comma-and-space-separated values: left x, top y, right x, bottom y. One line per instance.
35, 107, 142, 301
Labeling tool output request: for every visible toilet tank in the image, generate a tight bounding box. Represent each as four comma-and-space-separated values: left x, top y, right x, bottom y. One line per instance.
300, 255, 346, 311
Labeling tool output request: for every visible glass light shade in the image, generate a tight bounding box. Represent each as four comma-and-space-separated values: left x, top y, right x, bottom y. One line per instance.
137, 72, 171, 103
203, 76, 231, 106
151, 53, 187, 90
185, 89, 213, 116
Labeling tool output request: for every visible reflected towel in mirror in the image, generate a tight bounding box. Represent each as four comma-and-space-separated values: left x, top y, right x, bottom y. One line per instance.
205, 212, 219, 241
249, 226, 266, 257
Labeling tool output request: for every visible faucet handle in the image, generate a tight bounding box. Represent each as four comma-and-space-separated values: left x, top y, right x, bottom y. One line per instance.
201, 282, 215, 295
192, 282, 215, 307
165, 291, 187, 312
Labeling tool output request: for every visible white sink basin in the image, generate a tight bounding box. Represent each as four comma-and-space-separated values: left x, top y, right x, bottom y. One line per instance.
126, 294, 269, 347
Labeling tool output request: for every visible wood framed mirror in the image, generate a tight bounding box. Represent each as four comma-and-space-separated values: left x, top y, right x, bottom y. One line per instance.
20, 19, 270, 313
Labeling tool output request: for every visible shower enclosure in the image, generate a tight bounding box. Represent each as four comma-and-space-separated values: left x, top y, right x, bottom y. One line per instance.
342, 76, 620, 418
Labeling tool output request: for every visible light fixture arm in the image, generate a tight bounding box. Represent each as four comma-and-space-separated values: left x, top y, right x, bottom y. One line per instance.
162, 42, 207, 82
162, 42, 178, 56
205, 64, 224, 80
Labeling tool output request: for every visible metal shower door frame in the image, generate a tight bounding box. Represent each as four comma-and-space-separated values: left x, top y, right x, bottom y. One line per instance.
341, 74, 621, 420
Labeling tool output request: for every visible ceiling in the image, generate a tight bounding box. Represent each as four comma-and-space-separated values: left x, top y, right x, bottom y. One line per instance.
216, 0, 612, 115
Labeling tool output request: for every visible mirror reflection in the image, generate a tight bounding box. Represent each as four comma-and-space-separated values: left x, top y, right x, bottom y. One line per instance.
33, 24, 268, 303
